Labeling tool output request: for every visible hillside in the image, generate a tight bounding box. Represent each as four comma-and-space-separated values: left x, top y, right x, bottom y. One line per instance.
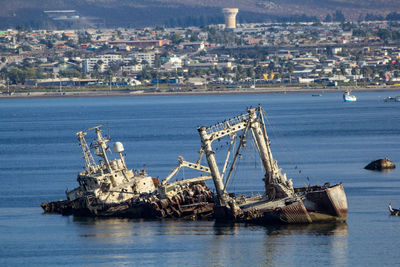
0, 0, 399, 28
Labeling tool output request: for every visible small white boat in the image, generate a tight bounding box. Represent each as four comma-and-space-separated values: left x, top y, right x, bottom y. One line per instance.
343, 91, 357, 102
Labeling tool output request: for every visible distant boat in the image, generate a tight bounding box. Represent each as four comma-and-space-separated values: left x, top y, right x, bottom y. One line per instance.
343, 91, 357, 102
384, 96, 400, 102
250, 78, 256, 89
312, 94, 322, 97
389, 203, 400, 216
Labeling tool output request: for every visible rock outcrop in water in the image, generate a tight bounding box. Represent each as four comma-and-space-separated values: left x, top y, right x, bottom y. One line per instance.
364, 158, 396, 171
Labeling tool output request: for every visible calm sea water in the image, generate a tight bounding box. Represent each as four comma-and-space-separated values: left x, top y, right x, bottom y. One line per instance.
0, 91, 400, 266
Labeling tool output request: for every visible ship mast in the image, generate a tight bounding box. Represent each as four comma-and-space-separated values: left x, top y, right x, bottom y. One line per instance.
77, 131, 96, 172
198, 126, 227, 204
248, 107, 274, 188
90, 125, 112, 173
249, 107, 294, 198
199, 107, 294, 205
198, 113, 248, 205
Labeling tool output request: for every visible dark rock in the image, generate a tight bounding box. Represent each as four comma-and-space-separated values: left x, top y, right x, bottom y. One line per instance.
364, 158, 396, 171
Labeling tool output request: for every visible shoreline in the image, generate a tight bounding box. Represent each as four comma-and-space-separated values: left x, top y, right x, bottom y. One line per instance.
1, 85, 400, 99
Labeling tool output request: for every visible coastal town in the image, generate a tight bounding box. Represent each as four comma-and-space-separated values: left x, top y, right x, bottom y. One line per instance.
2, 2, 400, 266
1, 11, 400, 95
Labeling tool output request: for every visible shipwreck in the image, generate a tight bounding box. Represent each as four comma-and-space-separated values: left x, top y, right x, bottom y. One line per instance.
41, 125, 214, 219
195, 106, 348, 224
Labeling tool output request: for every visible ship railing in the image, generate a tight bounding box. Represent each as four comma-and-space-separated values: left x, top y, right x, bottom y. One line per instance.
205, 113, 249, 135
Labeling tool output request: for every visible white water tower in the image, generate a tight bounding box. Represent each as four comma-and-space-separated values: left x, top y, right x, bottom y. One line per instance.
222, 8, 239, 29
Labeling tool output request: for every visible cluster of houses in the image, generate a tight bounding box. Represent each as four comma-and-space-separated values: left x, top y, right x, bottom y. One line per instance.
0, 20, 399, 89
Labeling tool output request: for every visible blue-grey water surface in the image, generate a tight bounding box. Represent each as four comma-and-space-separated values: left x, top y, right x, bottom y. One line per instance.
0, 91, 400, 266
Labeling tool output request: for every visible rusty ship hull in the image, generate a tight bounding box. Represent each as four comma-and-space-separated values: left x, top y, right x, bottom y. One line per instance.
42, 181, 214, 219
214, 184, 347, 224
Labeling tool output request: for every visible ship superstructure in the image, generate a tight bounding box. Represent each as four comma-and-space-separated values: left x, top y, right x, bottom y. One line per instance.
66, 125, 157, 214
41, 125, 214, 218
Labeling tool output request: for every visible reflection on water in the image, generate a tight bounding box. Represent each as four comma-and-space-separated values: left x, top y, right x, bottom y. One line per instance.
212, 221, 348, 237
66, 217, 348, 266
212, 222, 348, 266
263, 223, 348, 266
266, 223, 348, 266
72, 217, 348, 237
213, 222, 241, 235
264, 223, 348, 236
367, 168, 395, 173
72, 217, 136, 243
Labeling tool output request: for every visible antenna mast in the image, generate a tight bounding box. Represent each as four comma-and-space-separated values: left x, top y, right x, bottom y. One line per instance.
76, 131, 96, 172
90, 125, 112, 172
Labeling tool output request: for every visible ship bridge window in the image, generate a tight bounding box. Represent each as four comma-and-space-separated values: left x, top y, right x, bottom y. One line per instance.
100, 183, 110, 192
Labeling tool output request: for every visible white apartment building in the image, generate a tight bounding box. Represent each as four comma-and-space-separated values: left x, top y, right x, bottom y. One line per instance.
83, 54, 122, 73
130, 52, 155, 66
82, 53, 155, 73
121, 64, 143, 72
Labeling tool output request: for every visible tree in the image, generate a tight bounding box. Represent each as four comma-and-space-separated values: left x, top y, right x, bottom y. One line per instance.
340, 66, 346, 76
387, 12, 400, 21
8, 68, 26, 84
377, 29, 391, 41
341, 22, 354, 31
109, 61, 121, 73
16, 24, 25, 31
60, 69, 81, 78
61, 34, 69, 41
333, 10, 345, 22
362, 67, 372, 79
365, 13, 384, 21
65, 39, 77, 49
46, 40, 53, 49
351, 67, 359, 76
190, 34, 199, 42
78, 31, 92, 44
20, 45, 32, 52
153, 57, 161, 68
268, 61, 275, 71
104, 70, 113, 82
170, 33, 183, 45
65, 51, 76, 58
353, 29, 367, 37
324, 14, 332, 22
93, 61, 102, 73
